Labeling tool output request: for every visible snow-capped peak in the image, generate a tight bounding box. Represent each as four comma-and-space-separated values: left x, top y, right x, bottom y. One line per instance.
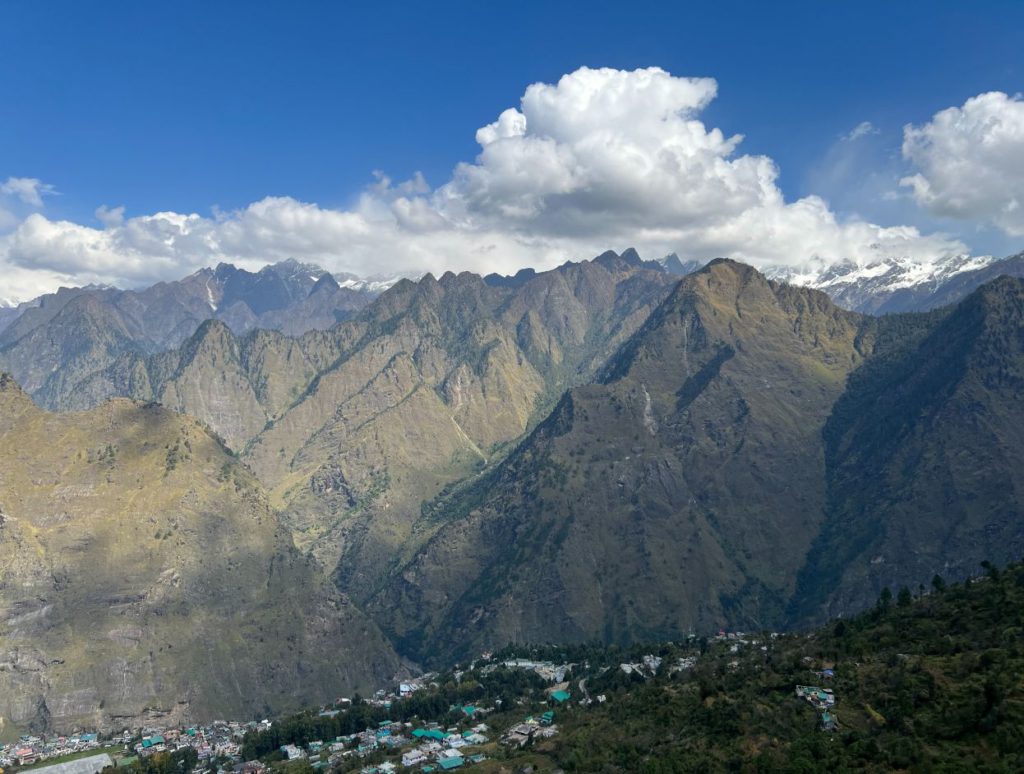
765, 253, 998, 313
336, 274, 407, 293
772, 253, 994, 289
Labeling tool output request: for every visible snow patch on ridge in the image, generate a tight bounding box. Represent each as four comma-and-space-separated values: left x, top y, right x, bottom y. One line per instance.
767, 253, 996, 294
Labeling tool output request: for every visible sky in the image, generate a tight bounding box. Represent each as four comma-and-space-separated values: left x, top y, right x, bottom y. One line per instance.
1, 0, 1023, 302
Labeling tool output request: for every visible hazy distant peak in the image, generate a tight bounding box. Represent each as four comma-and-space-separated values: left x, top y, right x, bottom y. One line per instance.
310, 272, 341, 294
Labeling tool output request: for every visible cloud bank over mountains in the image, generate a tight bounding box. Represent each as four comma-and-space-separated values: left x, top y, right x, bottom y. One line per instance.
1, 67, 1022, 302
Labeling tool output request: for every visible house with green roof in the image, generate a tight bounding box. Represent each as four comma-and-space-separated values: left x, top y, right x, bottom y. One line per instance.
550, 690, 570, 703
411, 728, 446, 741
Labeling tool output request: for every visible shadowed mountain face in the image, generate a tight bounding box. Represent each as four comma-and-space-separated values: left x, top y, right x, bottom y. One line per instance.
365, 262, 1024, 665
794, 275, 1024, 621
241, 256, 680, 600
34, 252, 679, 612
0, 375, 399, 733
368, 260, 869, 661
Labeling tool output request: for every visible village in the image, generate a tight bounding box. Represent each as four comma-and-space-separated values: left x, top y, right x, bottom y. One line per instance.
1, 630, 845, 774
0, 720, 254, 773
0, 651, 592, 774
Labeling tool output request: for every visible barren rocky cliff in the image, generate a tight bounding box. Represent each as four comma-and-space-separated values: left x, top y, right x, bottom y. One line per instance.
0, 375, 398, 733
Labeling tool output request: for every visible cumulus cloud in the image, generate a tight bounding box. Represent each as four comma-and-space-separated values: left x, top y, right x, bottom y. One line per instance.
429, 67, 964, 266
1, 177, 57, 207
95, 204, 126, 228
0, 66, 976, 302
437, 69, 766, 236
901, 91, 1024, 235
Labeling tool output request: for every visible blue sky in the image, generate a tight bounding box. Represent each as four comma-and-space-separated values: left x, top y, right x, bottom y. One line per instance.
1, 1, 1023, 299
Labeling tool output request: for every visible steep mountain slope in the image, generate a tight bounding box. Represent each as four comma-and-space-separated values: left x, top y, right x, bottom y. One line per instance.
541, 561, 1024, 772
794, 275, 1024, 621
370, 260, 871, 663
108, 321, 329, 450
0, 294, 145, 401
0, 375, 398, 734
239, 254, 679, 599
30, 252, 676, 609
368, 264, 1024, 665
59, 320, 352, 440
0, 261, 376, 411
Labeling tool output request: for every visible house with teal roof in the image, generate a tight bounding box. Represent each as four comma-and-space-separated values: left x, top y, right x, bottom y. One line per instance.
411, 728, 446, 742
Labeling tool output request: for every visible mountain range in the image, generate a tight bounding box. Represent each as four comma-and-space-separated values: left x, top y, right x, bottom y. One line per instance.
0, 259, 384, 410
773, 251, 1024, 314
1, 248, 1023, 732
3, 249, 1022, 416
370, 259, 1024, 663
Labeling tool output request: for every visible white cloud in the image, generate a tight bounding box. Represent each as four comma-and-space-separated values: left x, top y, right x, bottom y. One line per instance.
843, 121, 879, 141
901, 91, 1024, 236
0, 66, 975, 302
1, 177, 57, 208
428, 67, 964, 265
95, 204, 126, 228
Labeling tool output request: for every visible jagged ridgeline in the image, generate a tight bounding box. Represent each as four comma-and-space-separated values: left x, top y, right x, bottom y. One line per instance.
73, 251, 679, 608
0, 250, 684, 734
0, 259, 375, 412
0, 374, 398, 732
369, 261, 1024, 665
2, 251, 1024, 734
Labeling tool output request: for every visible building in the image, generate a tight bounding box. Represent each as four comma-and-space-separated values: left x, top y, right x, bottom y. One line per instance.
401, 750, 427, 767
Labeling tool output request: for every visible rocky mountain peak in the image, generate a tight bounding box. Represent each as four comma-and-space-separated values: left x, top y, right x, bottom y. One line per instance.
619, 247, 643, 266
310, 271, 341, 294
